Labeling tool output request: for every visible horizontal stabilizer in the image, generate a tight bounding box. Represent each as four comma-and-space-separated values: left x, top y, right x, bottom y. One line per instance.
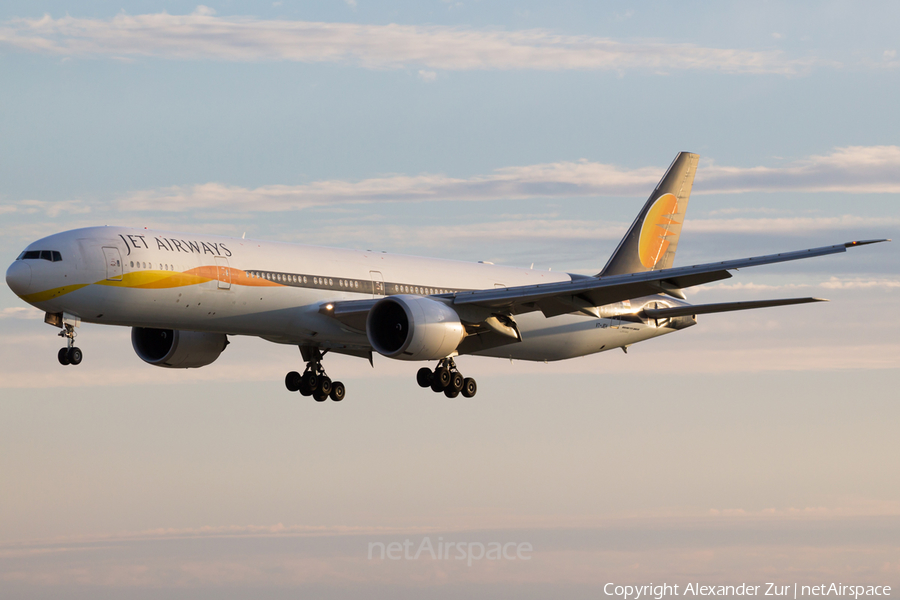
642, 297, 827, 319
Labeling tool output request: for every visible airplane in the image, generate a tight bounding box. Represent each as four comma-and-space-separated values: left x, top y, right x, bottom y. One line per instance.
4, 152, 889, 401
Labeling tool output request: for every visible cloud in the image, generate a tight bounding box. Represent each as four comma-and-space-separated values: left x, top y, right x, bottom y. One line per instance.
0, 11, 812, 74
112, 146, 900, 214
0, 199, 92, 217
115, 162, 661, 212
2, 516, 900, 590
692, 278, 900, 295
820, 276, 900, 290
2, 336, 897, 390
284, 218, 630, 248
697, 145, 900, 194
0, 307, 45, 320
683, 215, 900, 235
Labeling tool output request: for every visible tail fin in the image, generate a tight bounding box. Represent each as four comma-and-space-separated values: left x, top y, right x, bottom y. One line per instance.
599, 152, 699, 277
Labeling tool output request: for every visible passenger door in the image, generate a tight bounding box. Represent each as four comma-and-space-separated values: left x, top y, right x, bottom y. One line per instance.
369, 270, 385, 298
214, 256, 231, 290
102, 247, 123, 281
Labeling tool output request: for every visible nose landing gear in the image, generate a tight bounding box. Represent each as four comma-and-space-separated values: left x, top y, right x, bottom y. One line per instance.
57, 323, 83, 366
285, 347, 345, 402
417, 358, 477, 398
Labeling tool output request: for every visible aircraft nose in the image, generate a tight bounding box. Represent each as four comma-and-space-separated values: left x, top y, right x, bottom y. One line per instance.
5, 261, 32, 297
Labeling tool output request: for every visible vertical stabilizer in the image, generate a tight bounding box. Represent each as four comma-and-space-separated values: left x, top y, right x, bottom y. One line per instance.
599, 152, 699, 277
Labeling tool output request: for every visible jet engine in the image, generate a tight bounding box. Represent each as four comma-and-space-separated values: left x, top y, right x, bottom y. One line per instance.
131, 327, 228, 368
366, 295, 466, 360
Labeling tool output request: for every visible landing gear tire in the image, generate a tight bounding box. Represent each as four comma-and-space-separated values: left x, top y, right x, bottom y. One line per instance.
416, 367, 433, 388
285, 371, 301, 392
67, 347, 83, 366
449, 372, 464, 393
462, 377, 477, 398
419, 358, 477, 398
57, 323, 80, 366
302, 371, 319, 393
292, 348, 345, 401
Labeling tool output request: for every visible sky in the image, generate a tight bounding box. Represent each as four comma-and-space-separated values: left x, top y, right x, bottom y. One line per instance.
1, 1, 899, 598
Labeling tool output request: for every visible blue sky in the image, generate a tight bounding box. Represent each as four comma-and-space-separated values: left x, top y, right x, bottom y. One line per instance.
1, 2, 899, 598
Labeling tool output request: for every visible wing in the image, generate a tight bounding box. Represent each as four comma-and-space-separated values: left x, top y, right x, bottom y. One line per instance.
450, 239, 887, 318
324, 239, 887, 330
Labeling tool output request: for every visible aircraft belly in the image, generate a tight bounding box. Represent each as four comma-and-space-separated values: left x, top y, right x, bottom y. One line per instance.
45, 280, 369, 345
473, 313, 673, 361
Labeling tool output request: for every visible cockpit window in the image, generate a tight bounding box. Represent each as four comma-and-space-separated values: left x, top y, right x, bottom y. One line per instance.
17, 250, 62, 262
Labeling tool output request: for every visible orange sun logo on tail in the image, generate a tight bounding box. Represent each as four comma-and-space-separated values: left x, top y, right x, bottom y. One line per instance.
638, 193, 680, 269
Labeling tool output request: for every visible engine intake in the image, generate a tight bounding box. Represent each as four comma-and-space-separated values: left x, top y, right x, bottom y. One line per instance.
366, 295, 465, 360
132, 327, 228, 368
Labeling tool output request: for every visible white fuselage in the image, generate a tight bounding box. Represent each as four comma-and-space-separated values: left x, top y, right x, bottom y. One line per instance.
8, 226, 686, 362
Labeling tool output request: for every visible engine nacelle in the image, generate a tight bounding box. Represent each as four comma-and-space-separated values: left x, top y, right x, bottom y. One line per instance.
366, 295, 466, 360
131, 327, 228, 368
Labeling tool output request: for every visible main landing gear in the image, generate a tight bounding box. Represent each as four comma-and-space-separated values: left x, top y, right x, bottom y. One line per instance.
57, 323, 83, 366
417, 358, 477, 398
284, 348, 345, 402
